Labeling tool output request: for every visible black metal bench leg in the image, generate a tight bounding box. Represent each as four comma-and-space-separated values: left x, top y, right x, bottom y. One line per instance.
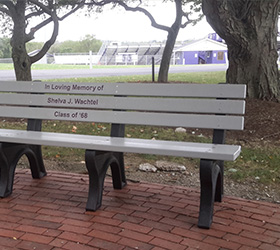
198, 159, 222, 229
27, 145, 46, 179
85, 150, 126, 211
0, 147, 12, 197
215, 160, 224, 202
26, 119, 47, 178
0, 143, 46, 197
111, 152, 126, 189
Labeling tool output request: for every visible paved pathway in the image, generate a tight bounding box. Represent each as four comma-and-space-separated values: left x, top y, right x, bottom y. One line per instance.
0, 169, 279, 250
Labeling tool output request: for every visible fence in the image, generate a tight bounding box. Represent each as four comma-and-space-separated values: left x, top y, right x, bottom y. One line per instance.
0, 58, 13, 63
53, 52, 101, 66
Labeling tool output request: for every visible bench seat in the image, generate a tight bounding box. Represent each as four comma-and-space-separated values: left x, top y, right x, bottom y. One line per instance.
0, 129, 241, 161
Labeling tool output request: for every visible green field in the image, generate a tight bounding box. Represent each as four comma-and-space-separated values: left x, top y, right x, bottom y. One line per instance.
46, 71, 225, 84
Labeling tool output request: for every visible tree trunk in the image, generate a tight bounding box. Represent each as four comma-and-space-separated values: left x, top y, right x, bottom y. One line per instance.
202, 0, 280, 101
158, 26, 180, 82
158, 0, 182, 83
10, 1, 32, 81
11, 41, 32, 81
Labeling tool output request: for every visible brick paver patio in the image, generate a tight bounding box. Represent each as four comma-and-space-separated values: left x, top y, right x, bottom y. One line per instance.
0, 169, 278, 250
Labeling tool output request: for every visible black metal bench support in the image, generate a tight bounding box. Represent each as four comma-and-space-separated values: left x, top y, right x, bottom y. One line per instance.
85, 150, 126, 211
198, 128, 226, 228
198, 159, 222, 229
26, 119, 46, 174
0, 118, 46, 198
0, 143, 46, 197
85, 122, 126, 211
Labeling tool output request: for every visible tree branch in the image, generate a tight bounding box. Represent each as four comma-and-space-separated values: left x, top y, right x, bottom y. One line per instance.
26, 0, 85, 43
181, 11, 203, 28
30, 12, 59, 63
25, 17, 53, 42
29, 0, 86, 63
115, 0, 171, 32
0, 0, 14, 8
25, 10, 44, 19
28, 0, 52, 15
0, 6, 10, 16
0, 0, 16, 18
89, 0, 171, 32
57, 0, 86, 21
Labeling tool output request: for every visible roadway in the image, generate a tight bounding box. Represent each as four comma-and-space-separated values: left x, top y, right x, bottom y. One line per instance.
0, 64, 227, 81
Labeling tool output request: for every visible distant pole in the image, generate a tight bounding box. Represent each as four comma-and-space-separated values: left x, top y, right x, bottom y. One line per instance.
152, 57, 155, 82
89, 51, 93, 69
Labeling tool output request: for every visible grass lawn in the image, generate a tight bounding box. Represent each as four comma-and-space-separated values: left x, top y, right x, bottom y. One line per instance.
47, 71, 226, 84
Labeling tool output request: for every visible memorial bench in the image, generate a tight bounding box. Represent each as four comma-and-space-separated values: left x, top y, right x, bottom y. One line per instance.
0, 81, 246, 229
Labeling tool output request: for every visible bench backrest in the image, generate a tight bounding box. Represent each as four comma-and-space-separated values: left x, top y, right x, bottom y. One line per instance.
0, 81, 246, 131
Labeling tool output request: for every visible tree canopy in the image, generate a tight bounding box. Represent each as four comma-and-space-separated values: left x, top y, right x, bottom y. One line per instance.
50, 35, 102, 53
0, 35, 102, 56
0, 37, 12, 58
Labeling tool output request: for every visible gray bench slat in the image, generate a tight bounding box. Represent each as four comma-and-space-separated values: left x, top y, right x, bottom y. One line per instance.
0, 129, 241, 161
0, 81, 247, 98
0, 106, 244, 130
0, 93, 246, 115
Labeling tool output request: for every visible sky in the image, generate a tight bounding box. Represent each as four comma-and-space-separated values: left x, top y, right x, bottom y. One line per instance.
33, 2, 214, 43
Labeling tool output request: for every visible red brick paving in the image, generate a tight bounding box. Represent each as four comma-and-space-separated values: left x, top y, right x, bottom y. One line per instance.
0, 169, 278, 250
